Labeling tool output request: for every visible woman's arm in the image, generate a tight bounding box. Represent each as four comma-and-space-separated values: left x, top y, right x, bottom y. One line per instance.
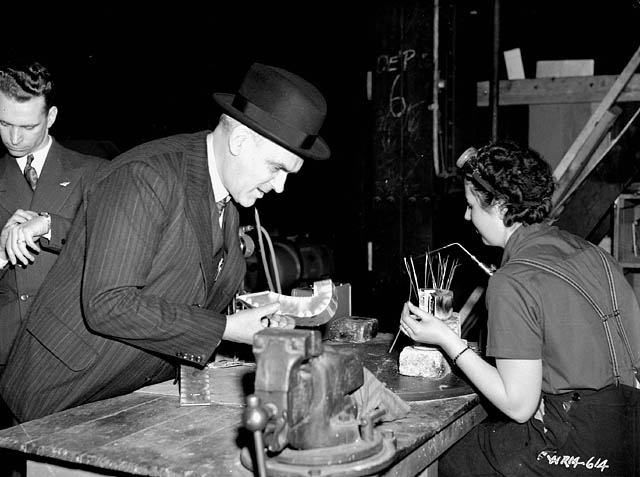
401, 301, 542, 422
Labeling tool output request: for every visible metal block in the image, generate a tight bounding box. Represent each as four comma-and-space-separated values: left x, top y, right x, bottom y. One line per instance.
326, 316, 378, 343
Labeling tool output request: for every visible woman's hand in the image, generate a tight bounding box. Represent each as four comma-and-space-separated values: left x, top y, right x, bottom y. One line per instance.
400, 301, 457, 348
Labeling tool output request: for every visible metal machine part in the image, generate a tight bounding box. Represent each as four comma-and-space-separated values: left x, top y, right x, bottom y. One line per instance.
241, 329, 397, 477
239, 225, 256, 258
236, 279, 338, 327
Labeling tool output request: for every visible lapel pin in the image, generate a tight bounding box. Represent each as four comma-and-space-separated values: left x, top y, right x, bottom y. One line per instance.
60, 182, 71, 187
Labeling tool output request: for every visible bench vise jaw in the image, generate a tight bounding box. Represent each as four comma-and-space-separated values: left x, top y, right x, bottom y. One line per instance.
251, 328, 364, 452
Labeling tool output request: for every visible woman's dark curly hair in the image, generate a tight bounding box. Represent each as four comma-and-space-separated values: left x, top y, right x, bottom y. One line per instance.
457, 140, 555, 226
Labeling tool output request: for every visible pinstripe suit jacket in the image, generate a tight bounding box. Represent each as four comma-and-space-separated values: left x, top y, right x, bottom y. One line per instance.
0, 131, 246, 421
0, 140, 104, 366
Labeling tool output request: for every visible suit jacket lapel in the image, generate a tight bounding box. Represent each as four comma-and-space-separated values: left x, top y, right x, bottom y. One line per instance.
30, 141, 84, 212
183, 133, 216, 291
0, 154, 35, 215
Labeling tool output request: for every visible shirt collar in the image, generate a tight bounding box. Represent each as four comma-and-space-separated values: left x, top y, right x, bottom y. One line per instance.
206, 132, 230, 203
16, 135, 53, 176
501, 222, 551, 265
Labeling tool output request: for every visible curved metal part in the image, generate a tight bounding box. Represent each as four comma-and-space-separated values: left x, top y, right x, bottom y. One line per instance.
237, 279, 338, 327
240, 432, 397, 477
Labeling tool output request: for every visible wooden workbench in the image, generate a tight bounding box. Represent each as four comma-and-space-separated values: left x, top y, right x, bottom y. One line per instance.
0, 334, 487, 476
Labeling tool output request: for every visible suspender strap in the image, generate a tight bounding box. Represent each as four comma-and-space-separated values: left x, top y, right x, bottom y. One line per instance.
510, 252, 625, 385
593, 247, 639, 380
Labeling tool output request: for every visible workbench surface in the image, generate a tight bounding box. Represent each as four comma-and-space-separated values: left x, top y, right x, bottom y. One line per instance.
0, 334, 487, 476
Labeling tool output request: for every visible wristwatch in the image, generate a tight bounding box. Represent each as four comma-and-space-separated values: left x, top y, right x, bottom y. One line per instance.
39, 211, 51, 233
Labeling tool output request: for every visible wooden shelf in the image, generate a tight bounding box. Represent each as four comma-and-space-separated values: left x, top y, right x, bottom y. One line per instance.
476, 74, 640, 107
619, 263, 640, 269
613, 193, 640, 267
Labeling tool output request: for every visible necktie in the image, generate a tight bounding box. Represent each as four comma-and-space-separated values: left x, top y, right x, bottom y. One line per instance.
214, 197, 230, 280
216, 197, 229, 219
24, 154, 38, 191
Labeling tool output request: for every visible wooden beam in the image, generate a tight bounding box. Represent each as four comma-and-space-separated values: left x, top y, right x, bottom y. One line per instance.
550, 106, 622, 217
553, 44, 640, 186
477, 74, 640, 107
553, 106, 640, 240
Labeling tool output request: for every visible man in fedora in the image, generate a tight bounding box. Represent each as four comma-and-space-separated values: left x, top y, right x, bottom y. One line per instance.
0, 63, 331, 422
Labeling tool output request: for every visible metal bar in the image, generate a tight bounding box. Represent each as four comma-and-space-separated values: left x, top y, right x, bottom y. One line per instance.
432, 0, 441, 176
489, 0, 500, 141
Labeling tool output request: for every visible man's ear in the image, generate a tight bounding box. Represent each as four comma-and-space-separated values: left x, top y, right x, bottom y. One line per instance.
46, 106, 58, 129
228, 124, 254, 156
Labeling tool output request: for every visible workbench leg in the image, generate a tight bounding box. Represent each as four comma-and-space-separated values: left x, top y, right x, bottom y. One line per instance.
27, 461, 104, 477
417, 460, 438, 477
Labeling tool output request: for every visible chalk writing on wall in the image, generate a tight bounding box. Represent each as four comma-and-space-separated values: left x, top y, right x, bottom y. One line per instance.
373, 47, 431, 200
376, 48, 416, 118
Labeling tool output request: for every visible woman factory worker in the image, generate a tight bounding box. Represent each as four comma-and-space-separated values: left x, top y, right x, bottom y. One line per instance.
400, 140, 640, 476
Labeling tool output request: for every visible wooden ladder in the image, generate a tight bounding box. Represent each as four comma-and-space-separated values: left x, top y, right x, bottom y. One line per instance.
550, 43, 640, 218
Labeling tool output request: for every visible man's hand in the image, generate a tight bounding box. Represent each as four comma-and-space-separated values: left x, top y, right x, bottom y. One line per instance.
262, 313, 296, 329
223, 303, 294, 344
2, 210, 49, 266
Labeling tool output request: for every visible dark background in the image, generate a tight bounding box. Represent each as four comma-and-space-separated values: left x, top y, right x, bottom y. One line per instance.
3, 1, 640, 326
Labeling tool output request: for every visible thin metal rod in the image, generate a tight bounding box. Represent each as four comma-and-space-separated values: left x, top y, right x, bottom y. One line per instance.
432, 0, 441, 176
253, 431, 267, 477
489, 0, 501, 141
388, 327, 402, 353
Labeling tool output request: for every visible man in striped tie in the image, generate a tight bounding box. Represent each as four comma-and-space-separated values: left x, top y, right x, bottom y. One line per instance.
0, 60, 105, 432
0, 62, 330, 424
0, 61, 106, 476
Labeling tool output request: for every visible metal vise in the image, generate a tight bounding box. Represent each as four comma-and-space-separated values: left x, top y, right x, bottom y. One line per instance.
248, 328, 364, 452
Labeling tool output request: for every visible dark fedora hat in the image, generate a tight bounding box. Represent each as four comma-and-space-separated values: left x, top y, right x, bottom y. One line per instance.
213, 63, 330, 160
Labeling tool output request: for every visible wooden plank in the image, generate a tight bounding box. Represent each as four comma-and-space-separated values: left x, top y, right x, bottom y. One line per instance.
529, 102, 595, 171
1, 331, 490, 477
550, 106, 621, 216
535, 60, 594, 78
381, 401, 487, 476
3, 393, 485, 477
553, 44, 640, 182
530, 60, 595, 173
330, 334, 476, 401
553, 104, 640, 239
28, 461, 103, 477
477, 74, 640, 106
0, 393, 162, 446
0, 332, 488, 477
460, 286, 485, 338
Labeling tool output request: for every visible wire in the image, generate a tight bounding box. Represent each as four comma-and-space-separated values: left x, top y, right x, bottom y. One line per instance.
253, 208, 282, 294
254, 208, 274, 292
260, 225, 282, 294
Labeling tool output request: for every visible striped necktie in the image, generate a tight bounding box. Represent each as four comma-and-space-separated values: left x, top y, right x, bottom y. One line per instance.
24, 154, 38, 191
216, 197, 229, 219
214, 197, 230, 280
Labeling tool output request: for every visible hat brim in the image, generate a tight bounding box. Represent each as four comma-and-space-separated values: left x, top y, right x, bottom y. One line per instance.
213, 93, 330, 160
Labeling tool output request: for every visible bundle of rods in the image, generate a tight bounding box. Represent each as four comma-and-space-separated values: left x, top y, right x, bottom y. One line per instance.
403, 252, 459, 302
389, 252, 459, 353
